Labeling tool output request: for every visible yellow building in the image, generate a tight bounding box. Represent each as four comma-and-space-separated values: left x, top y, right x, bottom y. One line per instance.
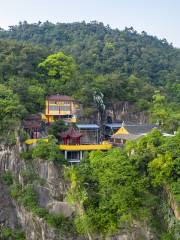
25, 138, 112, 164
44, 94, 78, 123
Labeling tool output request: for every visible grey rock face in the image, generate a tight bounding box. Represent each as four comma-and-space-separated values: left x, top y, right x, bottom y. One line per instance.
48, 201, 74, 217
0, 182, 18, 229
0, 145, 72, 239
0, 144, 156, 240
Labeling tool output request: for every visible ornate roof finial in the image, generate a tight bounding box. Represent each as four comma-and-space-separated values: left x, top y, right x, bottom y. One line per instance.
122, 121, 125, 127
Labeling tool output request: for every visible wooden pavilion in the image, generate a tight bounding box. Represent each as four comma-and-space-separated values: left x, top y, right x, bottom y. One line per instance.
59, 127, 83, 145
22, 114, 42, 139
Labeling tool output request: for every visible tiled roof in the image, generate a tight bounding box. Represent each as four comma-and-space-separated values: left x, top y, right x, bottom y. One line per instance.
22, 114, 42, 129
25, 114, 41, 121
22, 121, 41, 129
59, 127, 83, 138
46, 94, 74, 101
112, 133, 141, 140
124, 124, 157, 134
111, 124, 158, 140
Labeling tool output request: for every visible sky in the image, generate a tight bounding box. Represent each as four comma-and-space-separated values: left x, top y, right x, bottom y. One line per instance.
0, 0, 179, 47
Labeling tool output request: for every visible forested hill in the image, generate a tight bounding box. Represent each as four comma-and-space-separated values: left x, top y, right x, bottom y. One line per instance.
0, 21, 179, 130
0, 21, 180, 85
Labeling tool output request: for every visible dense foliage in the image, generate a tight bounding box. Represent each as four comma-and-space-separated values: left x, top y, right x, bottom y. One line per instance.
0, 84, 26, 144
0, 21, 179, 127
0, 40, 48, 113
66, 129, 180, 239
32, 136, 65, 162
0, 21, 179, 239
0, 227, 25, 240
47, 119, 68, 138
1, 171, 13, 186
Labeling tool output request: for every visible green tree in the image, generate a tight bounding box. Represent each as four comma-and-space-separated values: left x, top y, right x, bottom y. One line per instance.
48, 119, 68, 139
148, 131, 180, 186
0, 84, 25, 121
26, 85, 45, 112
38, 52, 77, 94
150, 91, 180, 132
0, 84, 26, 143
66, 149, 156, 237
32, 135, 64, 162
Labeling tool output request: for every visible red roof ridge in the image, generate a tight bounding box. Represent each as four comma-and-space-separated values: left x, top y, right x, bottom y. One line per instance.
59, 126, 83, 138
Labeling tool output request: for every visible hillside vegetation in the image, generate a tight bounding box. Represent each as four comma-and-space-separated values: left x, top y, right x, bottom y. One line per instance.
66, 129, 180, 239
0, 21, 179, 129
0, 21, 179, 240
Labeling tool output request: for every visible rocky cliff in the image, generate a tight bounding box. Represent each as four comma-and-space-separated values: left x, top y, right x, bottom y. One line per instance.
0, 144, 75, 240
0, 143, 175, 240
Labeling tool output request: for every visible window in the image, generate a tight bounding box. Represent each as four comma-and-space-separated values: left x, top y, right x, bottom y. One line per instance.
60, 106, 70, 111
64, 101, 70, 105
49, 106, 59, 111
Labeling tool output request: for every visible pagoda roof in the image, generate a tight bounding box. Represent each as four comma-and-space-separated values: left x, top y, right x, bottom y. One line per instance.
59, 127, 83, 139
112, 133, 142, 140
24, 114, 41, 121
122, 124, 157, 134
111, 124, 158, 140
22, 121, 41, 129
46, 94, 74, 101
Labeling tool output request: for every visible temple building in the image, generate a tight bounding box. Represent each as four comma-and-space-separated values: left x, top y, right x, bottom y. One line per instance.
44, 94, 79, 123
22, 114, 43, 139
111, 123, 157, 144
76, 124, 100, 144
24, 94, 112, 163
59, 127, 83, 145
58, 126, 111, 163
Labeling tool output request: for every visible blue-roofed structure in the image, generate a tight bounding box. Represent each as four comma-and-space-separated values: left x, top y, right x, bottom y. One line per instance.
77, 123, 100, 144
76, 124, 99, 129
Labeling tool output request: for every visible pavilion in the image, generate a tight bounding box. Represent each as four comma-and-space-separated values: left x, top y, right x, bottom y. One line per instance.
22, 114, 42, 139
111, 123, 157, 144
58, 126, 111, 163
59, 127, 83, 145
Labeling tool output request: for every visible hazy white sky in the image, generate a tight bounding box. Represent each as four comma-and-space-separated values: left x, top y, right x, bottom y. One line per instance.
0, 0, 179, 47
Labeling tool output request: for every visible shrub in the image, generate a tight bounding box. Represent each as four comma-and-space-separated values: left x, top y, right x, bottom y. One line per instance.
18, 185, 38, 210
18, 129, 29, 142
20, 170, 38, 184
48, 119, 68, 139
0, 227, 12, 239
32, 207, 48, 218
160, 233, 174, 240
45, 213, 73, 232
0, 227, 25, 240
11, 184, 37, 210
10, 183, 22, 199
32, 135, 65, 162
20, 150, 33, 161
2, 171, 13, 185
45, 213, 65, 228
